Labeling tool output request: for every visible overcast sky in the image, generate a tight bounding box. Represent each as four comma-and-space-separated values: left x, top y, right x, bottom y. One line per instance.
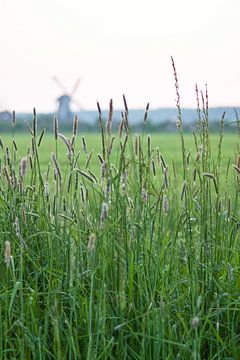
0, 0, 239, 112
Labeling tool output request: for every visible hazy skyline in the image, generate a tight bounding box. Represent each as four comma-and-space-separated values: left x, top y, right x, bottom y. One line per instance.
0, 0, 240, 112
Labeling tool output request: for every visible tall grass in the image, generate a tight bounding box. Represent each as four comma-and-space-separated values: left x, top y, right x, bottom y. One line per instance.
0, 87, 240, 359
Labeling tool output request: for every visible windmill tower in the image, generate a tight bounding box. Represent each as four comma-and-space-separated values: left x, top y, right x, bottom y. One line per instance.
53, 77, 81, 123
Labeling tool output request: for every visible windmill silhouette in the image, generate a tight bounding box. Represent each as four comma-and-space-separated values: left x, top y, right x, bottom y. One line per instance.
53, 77, 82, 123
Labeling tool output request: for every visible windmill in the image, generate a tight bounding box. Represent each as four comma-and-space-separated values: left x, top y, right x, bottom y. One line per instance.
53, 76, 82, 123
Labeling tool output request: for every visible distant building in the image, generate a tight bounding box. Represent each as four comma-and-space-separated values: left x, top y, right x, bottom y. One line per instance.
57, 94, 72, 123
0, 111, 12, 122
53, 77, 81, 123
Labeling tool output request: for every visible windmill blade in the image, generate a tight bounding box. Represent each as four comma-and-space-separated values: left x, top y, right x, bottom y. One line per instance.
52, 76, 68, 94
71, 97, 85, 111
71, 78, 81, 97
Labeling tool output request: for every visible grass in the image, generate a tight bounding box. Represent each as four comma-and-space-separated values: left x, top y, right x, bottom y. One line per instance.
1, 132, 238, 176
0, 99, 240, 359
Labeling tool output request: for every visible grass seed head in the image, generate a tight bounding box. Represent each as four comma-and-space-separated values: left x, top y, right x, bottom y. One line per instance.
191, 316, 200, 329
147, 135, 151, 159
5, 147, 10, 166
144, 102, 150, 123
58, 133, 72, 156
12, 139, 18, 152
181, 180, 187, 201
101, 161, 107, 180
3, 166, 11, 186
163, 195, 169, 215
11, 169, 17, 188
5, 240, 11, 268
14, 216, 27, 249
19, 157, 28, 178
14, 217, 20, 237
33, 108, 37, 137
123, 94, 129, 116
38, 129, 45, 147
122, 171, 128, 192
151, 160, 156, 176
51, 153, 62, 182
227, 263, 233, 281
233, 164, 240, 174
171, 56, 181, 117
142, 188, 148, 204
12, 110, 16, 126
105, 178, 111, 201
106, 99, 113, 135
195, 83, 200, 114
97, 154, 104, 164
118, 117, 124, 138
100, 202, 109, 228
88, 233, 96, 252
73, 114, 78, 136
85, 150, 94, 168
108, 136, 115, 156
82, 136, 87, 153
80, 185, 85, 202
163, 167, 169, 189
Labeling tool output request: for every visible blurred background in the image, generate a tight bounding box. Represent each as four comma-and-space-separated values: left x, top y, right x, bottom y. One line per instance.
0, 0, 240, 131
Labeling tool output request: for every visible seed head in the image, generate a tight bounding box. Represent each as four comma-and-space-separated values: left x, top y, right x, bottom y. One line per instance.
122, 171, 128, 192
118, 118, 124, 138
44, 182, 49, 198
5, 241, 11, 268
101, 161, 107, 180
88, 233, 96, 252
144, 102, 150, 123
100, 202, 109, 228
58, 134, 72, 155
12, 110, 16, 126
86, 150, 94, 168
14, 217, 20, 237
12, 139, 17, 151
163, 167, 169, 189
163, 195, 169, 215
227, 263, 233, 281
191, 316, 200, 329
123, 94, 129, 116
106, 99, 113, 135
82, 136, 87, 153
142, 188, 148, 204
105, 178, 111, 201
80, 185, 86, 202
51, 153, 62, 182
73, 114, 78, 136
108, 137, 115, 156
147, 135, 151, 159
3, 165, 12, 186
19, 157, 28, 178
151, 160, 156, 176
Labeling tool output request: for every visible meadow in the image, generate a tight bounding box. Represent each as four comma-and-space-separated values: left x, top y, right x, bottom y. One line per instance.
1, 132, 238, 176
0, 103, 240, 359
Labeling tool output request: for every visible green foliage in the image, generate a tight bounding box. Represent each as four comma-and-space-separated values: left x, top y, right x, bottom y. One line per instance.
0, 104, 239, 359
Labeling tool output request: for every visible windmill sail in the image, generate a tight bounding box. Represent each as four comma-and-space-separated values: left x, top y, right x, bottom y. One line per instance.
53, 76, 82, 123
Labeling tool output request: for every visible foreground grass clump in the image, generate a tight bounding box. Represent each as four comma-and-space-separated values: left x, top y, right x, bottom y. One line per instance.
0, 100, 240, 360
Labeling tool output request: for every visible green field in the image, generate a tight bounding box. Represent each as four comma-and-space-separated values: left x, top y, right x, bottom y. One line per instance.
2, 131, 239, 173
0, 118, 240, 359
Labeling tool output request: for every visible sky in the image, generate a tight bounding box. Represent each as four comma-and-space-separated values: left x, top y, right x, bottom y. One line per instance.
0, 0, 240, 112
